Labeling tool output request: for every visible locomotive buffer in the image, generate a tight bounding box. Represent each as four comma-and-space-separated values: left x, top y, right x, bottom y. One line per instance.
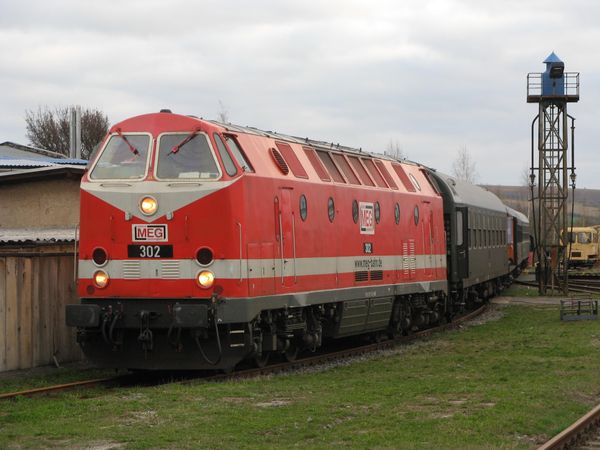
527, 52, 579, 295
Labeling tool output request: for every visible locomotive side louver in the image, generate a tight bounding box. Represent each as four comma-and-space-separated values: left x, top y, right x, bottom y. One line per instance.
354, 271, 369, 282
370, 270, 383, 281
270, 148, 290, 175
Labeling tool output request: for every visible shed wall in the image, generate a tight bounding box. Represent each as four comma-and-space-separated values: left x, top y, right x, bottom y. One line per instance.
0, 178, 80, 228
0, 245, 82, 371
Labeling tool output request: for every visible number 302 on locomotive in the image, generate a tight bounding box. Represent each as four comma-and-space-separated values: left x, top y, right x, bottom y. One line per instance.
127, 244, 173, 258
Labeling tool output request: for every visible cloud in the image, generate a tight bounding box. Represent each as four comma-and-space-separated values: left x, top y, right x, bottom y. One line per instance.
0, 0, 598, 187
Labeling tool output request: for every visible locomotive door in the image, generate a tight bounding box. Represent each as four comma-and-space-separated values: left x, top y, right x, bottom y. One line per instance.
277, 188, 296, 288
421, 201, 434, 279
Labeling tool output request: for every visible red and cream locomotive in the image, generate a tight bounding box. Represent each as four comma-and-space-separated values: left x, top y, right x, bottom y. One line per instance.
66, 110, 526, 370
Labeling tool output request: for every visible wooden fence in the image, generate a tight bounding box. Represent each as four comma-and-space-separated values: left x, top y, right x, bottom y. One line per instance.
0, 245, 82, 372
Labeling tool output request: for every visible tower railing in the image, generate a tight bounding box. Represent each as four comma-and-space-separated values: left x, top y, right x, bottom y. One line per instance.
527, 72, 580, 102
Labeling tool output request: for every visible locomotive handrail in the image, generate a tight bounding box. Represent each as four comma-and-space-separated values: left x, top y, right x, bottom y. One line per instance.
73, 224, 79, 283
292, 212, 297, 282
279, 209, 285, 285
237, 222, 243, 283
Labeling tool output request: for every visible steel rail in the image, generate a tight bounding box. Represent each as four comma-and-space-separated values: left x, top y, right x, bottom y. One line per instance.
515, 279, 600, 296
538, 403, 600, 450
0, 376, 121, 401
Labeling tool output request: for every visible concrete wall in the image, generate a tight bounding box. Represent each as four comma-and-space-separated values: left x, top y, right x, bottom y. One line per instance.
0, 178, 80, 228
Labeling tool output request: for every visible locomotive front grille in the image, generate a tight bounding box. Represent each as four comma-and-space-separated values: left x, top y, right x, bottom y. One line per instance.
161, 261, 181, 279
122, 261, 142, 279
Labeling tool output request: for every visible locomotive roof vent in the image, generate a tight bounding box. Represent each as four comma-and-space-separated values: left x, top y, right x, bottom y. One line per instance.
160, 109, 172, 113
269, 147, 290, 175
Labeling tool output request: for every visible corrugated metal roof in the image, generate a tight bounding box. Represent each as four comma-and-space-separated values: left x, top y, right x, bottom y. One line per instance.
0, 141, 68, 159
0, 227, 78, 244
0, 158, 60, 168
0, 166, 85, 183
0, 157, 87, 168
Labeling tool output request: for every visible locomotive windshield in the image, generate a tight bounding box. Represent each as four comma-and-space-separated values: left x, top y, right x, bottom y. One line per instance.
90, 134, 151, 180
156, 133, 220, 179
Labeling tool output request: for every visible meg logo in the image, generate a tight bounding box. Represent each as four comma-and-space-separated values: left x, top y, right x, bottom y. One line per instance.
359, 202, 375, 235
132, 224, 168, 242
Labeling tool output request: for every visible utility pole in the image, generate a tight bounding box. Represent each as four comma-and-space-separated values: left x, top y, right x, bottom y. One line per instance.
69, 105, 82, 159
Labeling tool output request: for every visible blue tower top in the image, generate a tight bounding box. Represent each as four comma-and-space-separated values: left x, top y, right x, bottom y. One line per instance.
543, 52, 563, 64
527, 52, 579, 103
542, 52, 565, 96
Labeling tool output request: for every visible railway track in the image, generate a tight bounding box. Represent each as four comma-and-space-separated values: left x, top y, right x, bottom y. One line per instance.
0, 304, 488, 400
515, 279, 600, 296
538, 403, 600, 449
0, 375, 123, 400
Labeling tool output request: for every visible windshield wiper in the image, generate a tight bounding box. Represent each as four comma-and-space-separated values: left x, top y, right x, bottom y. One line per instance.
169, 128, 202, 155
115, 128, 139, 155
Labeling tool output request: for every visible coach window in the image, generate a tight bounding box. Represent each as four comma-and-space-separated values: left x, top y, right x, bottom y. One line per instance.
157, 133, 220, 179
299, 195, 308, 221
414, 205, 419, 225
224, 135, 254, 172
328, 197, 335, 223
394, 203, 400, 225
374, 201, 381, 224
352, 200, 359, 224
90, 133, 150, 180
213, 134, 237, 176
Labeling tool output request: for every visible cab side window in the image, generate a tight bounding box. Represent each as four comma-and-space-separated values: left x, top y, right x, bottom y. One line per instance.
225, 135, 254, 172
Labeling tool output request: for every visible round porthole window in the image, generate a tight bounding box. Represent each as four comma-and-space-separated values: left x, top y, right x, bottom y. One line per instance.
299, 195, 308, 221
374, 201, 381, 224
328, 197, 335, 223
395, 203, 400, 225
414, 205, 420, 225
352, 200, 359, 224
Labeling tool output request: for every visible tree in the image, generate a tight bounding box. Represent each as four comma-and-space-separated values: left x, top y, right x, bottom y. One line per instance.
25, 106, 109, 159
452, 145, 478, 184
385, 139, 406, 160
217, 100, 229, 123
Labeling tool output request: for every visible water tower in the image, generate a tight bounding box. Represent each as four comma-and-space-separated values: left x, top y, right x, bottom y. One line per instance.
527, 52, 579, 294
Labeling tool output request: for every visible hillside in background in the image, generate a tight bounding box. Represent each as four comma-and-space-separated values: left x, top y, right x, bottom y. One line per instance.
483, 185, 600, 227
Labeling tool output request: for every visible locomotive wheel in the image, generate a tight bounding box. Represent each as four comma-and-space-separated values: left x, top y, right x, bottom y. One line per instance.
283, 342, 299, 362
253, 352, 270, 368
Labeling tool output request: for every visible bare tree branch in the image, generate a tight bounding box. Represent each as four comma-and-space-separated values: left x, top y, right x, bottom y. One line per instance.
217, 100, 229, 123
385, 139, 406, 160
25, 105, 109, 159
452, 145, 478, 184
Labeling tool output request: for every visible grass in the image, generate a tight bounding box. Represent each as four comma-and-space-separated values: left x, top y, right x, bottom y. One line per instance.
502, 284, 541, 297
1, 304, 600, 449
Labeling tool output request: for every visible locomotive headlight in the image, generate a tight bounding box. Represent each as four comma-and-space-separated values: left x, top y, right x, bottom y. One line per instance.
140, 196, 158, 216
93, 270, 110, 288
196, 270, 215, 289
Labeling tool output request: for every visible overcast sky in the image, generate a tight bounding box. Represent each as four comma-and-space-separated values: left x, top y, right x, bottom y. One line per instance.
1, 0, 599, 187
